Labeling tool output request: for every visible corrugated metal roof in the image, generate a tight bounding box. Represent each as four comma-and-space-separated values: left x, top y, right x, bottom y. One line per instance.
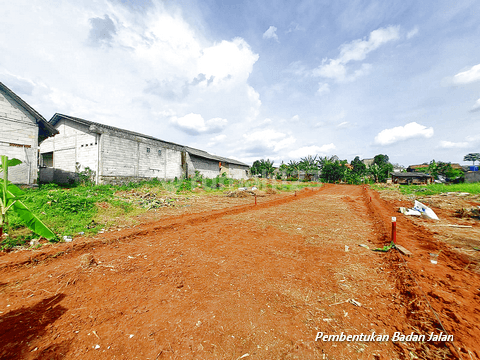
185, 146, 249, 167
391, 172, 432, 178
50, 113, 249, 167
50, 113, 184, 149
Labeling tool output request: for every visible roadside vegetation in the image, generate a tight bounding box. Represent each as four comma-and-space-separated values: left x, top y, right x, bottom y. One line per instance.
251, 154, 396, 184
395, 182, 480, 196
0, 173, 320, 250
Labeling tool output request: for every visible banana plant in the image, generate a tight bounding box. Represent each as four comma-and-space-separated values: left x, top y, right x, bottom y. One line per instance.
0, 155, 56, 240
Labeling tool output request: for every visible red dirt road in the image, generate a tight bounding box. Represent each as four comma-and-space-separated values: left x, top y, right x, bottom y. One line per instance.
1, 185, 479, 359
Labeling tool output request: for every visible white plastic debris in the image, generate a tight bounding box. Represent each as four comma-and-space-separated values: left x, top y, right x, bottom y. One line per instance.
349, 299, 362, 307
405, 209, 422, 216
63, 236, 73, 242
95, 345, 100, 349
251, 186, 258, 191
414, 200, 439, 220
345, 245, 349, 252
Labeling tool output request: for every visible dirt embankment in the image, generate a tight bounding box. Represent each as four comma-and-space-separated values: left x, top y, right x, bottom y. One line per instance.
364, 186, 480, 359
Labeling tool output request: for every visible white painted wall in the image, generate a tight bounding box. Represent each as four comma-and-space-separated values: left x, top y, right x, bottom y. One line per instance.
40, 119, 98, 173
41, 119, 185, 183
0, 90, 39, 184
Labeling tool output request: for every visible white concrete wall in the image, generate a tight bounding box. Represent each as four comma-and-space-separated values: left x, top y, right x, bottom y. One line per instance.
41, 119, 184, 183
100, 133, 183, 181
187, 154, 221, 178
227, 166, 249, 180
465, 171, 480, 183
186, 153, 249, 179
40, 119, 98, 173
0, 90, 39, 184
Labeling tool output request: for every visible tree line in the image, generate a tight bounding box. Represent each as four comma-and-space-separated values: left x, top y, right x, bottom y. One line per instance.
251, 154, 394, 184
251, 153, 474, 184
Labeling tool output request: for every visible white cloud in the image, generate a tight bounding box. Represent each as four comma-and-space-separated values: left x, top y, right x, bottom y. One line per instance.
263, 26, 279, 42
438, 141, 469, 149
313, 26, 400, 82
316, 83, 330, 96
374, 122, 434, 145
291, 115, 300, 122
470, 98, 480, 112
170, 113, 227, 135
198, 38, 259, 86
466, 134, 480, 142
0, 0, 261, 141
337, 121, 350, 128
407, 27, 419, 39
242, 129, 295, 155
207, 134, 227, 147
288, 144, 336, 159
286, 22, 304, 34
452, 64, 480, 85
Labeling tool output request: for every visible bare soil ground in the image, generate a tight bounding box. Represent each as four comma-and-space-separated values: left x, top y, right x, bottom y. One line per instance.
1, 184, 479, 359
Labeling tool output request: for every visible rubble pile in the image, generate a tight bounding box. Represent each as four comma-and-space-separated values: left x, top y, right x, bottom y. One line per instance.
116, 190, 181, 209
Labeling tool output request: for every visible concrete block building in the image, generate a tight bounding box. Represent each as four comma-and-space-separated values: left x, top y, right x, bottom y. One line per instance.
0, 82, 58, 185
40, 114, 249, 184
40, 114, 186, 184
185, 147, 249, 180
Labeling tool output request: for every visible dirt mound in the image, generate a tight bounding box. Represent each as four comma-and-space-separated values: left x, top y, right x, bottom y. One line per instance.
225, 189, 253, 198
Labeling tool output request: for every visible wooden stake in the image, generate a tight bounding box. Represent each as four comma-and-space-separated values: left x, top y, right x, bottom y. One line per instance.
391, 217, 397, 244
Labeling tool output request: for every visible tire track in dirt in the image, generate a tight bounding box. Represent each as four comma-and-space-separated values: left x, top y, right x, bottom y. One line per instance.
1, 184, 478, 359
363, 186, 480, 359
0, 187, 325, 271
1, 184, 397, 360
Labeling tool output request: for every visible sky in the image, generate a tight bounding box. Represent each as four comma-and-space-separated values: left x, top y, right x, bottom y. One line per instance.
1, 0, 480, 167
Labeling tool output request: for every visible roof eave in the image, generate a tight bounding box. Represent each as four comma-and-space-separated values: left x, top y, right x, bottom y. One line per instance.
0, 82, 58, 141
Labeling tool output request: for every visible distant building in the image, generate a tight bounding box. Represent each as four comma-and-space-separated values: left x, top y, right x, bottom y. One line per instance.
362, 158, 374, 167
39, 114, 249, 184
185, 147, 249, 180
391, 172, 433, 185
0, 82, 58, 185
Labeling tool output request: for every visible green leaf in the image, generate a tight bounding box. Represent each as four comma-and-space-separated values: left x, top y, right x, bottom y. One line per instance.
12, 199, 57, 240
372, 242, 395, 252
6, 183, 24, 197
7, 158, 22, 167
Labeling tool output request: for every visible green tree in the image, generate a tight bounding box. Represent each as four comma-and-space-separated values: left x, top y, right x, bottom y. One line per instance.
320, 160, 349, 183
298, 155, 319, 181
371, 154, 393, 182
464, 153, 480, 167
350, 156, 366, 176
286, 160, 299, 178
250, 159, 275, 178
428, 160, 464, 181
368, 163, 381, 183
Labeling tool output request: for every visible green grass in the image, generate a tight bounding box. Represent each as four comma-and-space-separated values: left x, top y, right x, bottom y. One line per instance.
1, 177, 322, 249
372, 182, 480, 196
